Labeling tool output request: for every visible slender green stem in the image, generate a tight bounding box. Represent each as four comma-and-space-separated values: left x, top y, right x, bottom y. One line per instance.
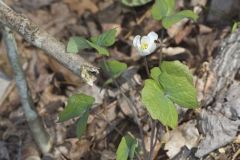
103, 57, 148, 160
148, 30, 165, 159
159, 29, 164, 66
143, 56, 158, 160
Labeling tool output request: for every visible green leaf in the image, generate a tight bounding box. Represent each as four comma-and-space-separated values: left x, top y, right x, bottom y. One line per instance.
162, 10, 198, 29
116, 134, 138, 160
232, 22, 240, 33
90, 28, 117, 47
58, 93, 95, 122
160, 61, 193, 84
150, 67, 162, 83
151, 0, 168, 20
165, 0, 176, 16
129, 140, 138, 160
76, 109, 89, 139
67, 36, 91, 53
159, 72, 198, 108
102, 60, 127, 78
87, 40, 109, 56
121, 0, 152, 7
141, 79, 178, 128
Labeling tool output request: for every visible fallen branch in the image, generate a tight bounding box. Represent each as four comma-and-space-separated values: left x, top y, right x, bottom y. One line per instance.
0, 1, 99, 85
2, 26, 52, 154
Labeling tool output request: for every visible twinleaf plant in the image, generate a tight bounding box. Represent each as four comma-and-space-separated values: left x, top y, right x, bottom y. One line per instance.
151, 0, 198, 29
67, 28, 117, 56
141, 61, 198, 128
58, 93, 94, 138
61, 0, 199, 159
60, 29, 128, 139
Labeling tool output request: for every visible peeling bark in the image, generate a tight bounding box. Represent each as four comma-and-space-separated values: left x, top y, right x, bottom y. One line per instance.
195, 32, 240, 158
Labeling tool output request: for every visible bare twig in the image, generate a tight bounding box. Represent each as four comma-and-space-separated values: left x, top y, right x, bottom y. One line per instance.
0, 1, 99, 85
2, 26, 52, 154
232, 148, 240, 160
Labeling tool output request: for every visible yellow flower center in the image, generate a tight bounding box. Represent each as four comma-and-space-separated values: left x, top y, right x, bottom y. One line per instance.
141, 42, 148, 50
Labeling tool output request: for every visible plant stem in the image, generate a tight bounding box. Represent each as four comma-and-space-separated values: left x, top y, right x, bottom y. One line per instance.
147, 30, 165, 159
103, 57, 148, 160
159, 29, 164, 66
143, 56, 158, 160
144, 56, 150, 76
149, 121, 156, 160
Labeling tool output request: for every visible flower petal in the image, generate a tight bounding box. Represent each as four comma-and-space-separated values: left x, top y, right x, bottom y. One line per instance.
147, 41, 157, 53
147, 31, 158, 42
133, 35, 141, 48
141, 36, 150, 44
133, 32, 158, 56
147, 32, 158, 53
141, 35, 154, 55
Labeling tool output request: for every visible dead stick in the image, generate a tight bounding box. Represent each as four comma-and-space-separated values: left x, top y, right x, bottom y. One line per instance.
0, 1, 99, 85
2, 26, 52, 154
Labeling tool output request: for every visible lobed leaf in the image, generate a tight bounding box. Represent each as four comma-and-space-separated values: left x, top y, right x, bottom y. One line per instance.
160, 60, 193, 84
165, 0, 176, 16
151, 0, 168, 20
76, 109, 89, 139
67, 36, 91, 53
90, 28, 117, 47
141, 79, 178, 128
150, 67, 162, 85
159, 72, 198, 108
116, 134, 138, 160
162, 10, 198, 29
102, 60, 127, 79
87, 40, 110, 56
58, 93, 95, 122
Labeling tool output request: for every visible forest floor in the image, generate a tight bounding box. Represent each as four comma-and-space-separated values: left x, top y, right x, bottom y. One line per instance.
0, 0, 240, 160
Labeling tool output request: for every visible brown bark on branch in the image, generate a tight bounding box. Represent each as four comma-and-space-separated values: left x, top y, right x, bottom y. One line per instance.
0, 1, 99, 85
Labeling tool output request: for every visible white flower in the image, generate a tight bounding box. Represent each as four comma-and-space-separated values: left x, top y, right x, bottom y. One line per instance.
133, 31, 158, 56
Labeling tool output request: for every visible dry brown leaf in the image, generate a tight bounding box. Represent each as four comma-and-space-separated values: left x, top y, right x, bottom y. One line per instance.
64, 0, 98, 16
67, 138, 91, 159
174, 25, 193, 44
199, 24, 213, 34
21, 144, 40, 160
163, 120, 200, 158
